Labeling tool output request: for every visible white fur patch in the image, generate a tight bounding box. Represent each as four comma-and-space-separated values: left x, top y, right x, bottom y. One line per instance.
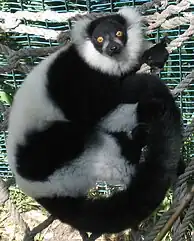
100, 103, 138, 135
13, 132, 135, 199
7, 45, 70, 175
10, 103, 138, 199
71, 6, 145, 76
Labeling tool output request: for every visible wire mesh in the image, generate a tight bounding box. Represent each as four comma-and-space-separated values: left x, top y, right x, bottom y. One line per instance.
0, 0, 193, 177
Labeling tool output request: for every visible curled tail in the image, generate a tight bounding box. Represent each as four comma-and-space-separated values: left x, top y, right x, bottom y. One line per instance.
37, 95, 182, 234
137, 95, 182, 180
124, 99, 182, 225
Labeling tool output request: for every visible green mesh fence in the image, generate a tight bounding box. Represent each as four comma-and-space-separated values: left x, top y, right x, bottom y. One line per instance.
0, 0, 193, 178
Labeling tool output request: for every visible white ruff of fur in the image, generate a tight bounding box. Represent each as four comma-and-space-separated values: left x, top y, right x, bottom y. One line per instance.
71, 6, 144, 76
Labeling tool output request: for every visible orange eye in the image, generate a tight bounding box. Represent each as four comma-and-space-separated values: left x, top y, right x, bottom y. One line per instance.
97, 36, 104, 43
116, 31, 123, 37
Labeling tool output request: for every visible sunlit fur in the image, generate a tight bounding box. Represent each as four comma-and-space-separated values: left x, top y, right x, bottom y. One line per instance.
71, 7, 146, 76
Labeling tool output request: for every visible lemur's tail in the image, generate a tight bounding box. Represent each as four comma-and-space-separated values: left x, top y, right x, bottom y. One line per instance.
124, 98, 182, 226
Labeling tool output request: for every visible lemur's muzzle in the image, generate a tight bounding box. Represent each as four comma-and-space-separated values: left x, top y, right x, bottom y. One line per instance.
106, 41, 122, 56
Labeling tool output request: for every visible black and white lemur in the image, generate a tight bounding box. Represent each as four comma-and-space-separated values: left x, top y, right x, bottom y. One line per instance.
7, 6, 182, 240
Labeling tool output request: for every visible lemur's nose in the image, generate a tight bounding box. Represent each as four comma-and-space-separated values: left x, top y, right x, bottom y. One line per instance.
106, 42, 122, 56
110, 45, 119, 51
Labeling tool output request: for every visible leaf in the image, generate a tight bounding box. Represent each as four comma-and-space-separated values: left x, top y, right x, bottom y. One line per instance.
0, 91, 13, 105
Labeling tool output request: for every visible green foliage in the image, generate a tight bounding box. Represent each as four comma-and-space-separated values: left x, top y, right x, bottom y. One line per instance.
0, 90, 13, 105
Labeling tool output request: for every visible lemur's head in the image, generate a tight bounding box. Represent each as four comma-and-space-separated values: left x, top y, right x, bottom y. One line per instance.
87, 15, 127, 57
71, 7, 145, 76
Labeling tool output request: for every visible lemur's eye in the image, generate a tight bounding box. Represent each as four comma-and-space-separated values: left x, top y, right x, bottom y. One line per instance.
97, 36, 104, 43
116, 31, 123, 37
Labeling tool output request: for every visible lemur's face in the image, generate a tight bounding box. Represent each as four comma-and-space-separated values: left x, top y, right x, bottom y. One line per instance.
88, 16, 127, 57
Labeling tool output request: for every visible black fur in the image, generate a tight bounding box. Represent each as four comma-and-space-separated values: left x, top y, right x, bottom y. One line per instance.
46, 45, 121, 124
110, 131, 145, 165
141, 37, 169, 70
36, 74, 182, 234
16, 121, 96, 181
